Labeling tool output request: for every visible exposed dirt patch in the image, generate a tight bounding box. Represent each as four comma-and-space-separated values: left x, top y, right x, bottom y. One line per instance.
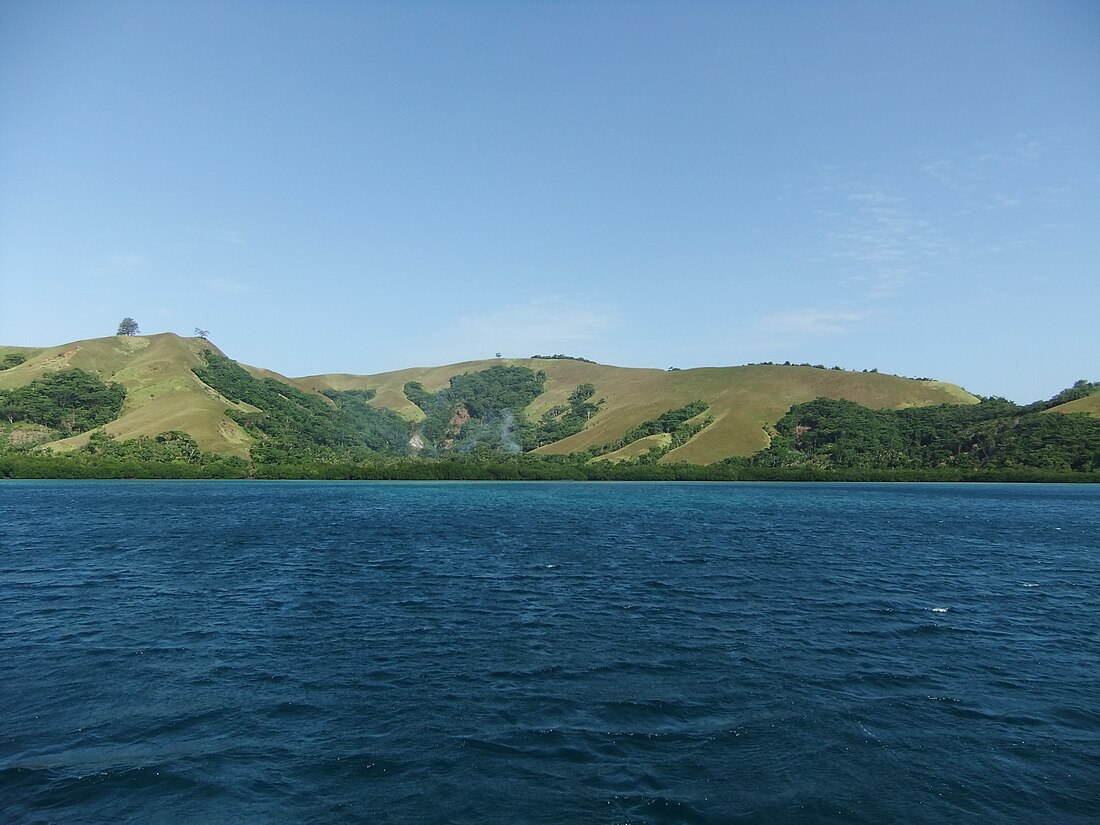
116, 337, 151, 353
442, 405, 472, 449
6, 425, 53, 447
44, 347, 80, 367
219, 419, 252, 446
450, 406, 471, 429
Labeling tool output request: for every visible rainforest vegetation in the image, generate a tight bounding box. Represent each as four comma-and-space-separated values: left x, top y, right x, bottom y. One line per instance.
742, 384, 1100, 473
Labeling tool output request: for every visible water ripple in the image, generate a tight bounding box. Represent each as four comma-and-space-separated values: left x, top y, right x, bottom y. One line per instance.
2, 481, 1098, 824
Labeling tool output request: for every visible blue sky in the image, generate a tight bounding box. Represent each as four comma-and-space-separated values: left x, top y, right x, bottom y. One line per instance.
1, 1, 1097, 402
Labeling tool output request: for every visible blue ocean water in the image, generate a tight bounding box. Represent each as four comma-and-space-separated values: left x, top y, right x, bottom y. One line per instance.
0, 481, 1098, 824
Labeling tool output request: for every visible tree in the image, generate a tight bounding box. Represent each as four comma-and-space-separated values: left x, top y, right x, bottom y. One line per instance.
194, 328, 210, 340
117, 318, 139, 336
0, 353, 26, 370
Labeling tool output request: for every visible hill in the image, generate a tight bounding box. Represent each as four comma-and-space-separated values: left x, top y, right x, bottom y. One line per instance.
1047, 389, 1100, 417
6, 332, 1099, 476
0, 334, 255, 457
0, 332, 981, 464
299, 359, 977, 464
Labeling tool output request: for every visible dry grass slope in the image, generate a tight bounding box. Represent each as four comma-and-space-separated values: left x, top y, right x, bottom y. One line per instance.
1046, 391, 1100, 417
594, 433, 672, 463
1, 337, 980, 463
0, 334, 254, 456
298, 359, 978, 464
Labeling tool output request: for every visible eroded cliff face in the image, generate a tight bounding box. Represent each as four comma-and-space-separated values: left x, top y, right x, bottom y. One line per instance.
443, 405, 472, 450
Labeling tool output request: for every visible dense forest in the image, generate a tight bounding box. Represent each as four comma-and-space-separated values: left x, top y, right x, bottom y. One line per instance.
192, 350, 410, 462
741, 382, 1100, 473
405, 365, 546, 454
0, 368, 126, 436
1, 356, 1097, 480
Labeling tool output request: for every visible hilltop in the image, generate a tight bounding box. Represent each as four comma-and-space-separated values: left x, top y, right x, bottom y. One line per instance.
2, 332, 1095, 477
0, 334, 259, 456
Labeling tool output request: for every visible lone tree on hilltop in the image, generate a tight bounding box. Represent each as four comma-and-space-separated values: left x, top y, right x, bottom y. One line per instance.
116, 317, 140, 336
194, 327, 210, 340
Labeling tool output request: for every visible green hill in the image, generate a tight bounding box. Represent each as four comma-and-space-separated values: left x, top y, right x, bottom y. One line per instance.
1047, 390, 1100, 417
296, 358, 977, 464
1, 333, 981, 464
751, 394, 1100, 473
0, 334, 255, 456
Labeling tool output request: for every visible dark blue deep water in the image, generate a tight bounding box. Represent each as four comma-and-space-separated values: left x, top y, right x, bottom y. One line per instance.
1, 481, 1098, 824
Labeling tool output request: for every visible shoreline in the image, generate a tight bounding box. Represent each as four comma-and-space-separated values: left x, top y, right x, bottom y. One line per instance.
2, 455, 1097, 484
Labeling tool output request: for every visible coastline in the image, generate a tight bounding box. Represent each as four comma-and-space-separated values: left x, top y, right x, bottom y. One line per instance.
2, 454, 1097, 483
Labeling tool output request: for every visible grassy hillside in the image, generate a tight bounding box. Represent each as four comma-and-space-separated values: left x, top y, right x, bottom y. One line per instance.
298, 359, 978, 464
596, 433, 672, 463
0, 334, 254, 456
0, 346, 46, 364
1047, 391, 1100, 417
0, 334, 981, 464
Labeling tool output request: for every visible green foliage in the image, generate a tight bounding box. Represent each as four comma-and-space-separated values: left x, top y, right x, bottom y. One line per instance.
116, 317, 139, 336
447, 367, 547, 418
989, 413, 1100, 471
0, 353, 26, 370
0, 368, 126, 435
0, 425, 246, 479
322, 388, 412, 454
1027, 379, 1099, 411
763, 398, 908, 469
0, 451, 248, 479
530, 354, 595, 363
525, 383, 603, 449
405, 366, 546, 454
83, 429, 203, 463
749, 387, 1100, 472
586, 400, 712, 462
403, 381, 433, 413
748, 361, 887, 375
569, 383, 596, 404
618, 401, 710, 445
4, 348, 1092, 479
192, 350, 410, 462
5, 444, 1094, 483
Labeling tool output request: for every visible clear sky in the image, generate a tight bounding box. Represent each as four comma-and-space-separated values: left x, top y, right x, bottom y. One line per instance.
1, 1, 1097, 402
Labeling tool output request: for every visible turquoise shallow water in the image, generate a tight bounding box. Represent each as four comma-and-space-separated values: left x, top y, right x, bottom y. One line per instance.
1, 481, 1098, 823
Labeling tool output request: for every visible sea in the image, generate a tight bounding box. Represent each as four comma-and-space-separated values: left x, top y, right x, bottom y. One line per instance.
1, 481, 1097, 824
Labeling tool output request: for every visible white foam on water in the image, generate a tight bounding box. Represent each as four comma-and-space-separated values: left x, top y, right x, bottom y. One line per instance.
858, 722, 881, 741
931, 607, 949, 613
